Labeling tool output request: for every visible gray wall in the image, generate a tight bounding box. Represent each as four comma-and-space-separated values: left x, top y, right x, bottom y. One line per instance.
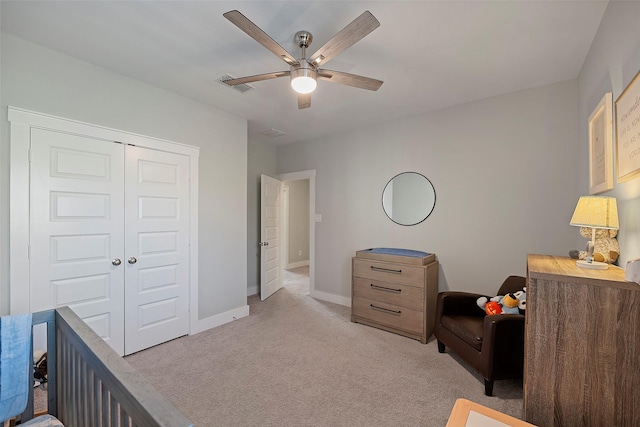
577, 0, 640, 266
247, 139, 277, 296
1, 34, 248, 321
277, 79, 579, 298
286, 179, 310, 266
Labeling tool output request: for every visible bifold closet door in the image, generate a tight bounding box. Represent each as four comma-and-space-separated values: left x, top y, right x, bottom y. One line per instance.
123, 146, 190, 355
29, 129, 190, 356
30, 128, 126, 355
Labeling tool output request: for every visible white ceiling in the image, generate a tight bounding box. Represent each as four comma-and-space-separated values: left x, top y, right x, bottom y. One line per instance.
1, 1, 608, 145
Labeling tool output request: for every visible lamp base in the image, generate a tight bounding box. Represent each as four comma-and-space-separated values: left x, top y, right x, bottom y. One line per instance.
576, 260, 609, 270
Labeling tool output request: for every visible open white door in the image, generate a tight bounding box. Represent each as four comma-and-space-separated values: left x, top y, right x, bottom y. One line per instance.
260, 174, 283, 300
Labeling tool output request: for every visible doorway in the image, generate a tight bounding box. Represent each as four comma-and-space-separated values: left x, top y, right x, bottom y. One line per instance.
282, 179, 310, 295
278, 170, 316, 297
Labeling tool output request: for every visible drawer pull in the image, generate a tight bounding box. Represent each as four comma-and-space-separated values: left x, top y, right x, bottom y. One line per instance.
370, 304, 402, 315
370, 266, 402, 274
370, 283, 401, 293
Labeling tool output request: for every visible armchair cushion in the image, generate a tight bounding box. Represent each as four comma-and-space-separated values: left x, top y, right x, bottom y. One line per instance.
440, 315, 483, 351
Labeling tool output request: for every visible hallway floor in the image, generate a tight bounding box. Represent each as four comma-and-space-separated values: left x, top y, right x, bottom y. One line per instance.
282, 265, 309, 295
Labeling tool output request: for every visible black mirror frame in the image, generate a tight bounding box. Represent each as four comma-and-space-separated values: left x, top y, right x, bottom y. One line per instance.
381, 172, 436, 226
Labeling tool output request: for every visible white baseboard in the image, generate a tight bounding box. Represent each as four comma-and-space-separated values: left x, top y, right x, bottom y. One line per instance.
286, 260, 309, 269
311, 289, 351, 307
194, 305, 250, 334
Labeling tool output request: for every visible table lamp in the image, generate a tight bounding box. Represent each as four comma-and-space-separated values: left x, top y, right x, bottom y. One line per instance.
569, 196, 619, 269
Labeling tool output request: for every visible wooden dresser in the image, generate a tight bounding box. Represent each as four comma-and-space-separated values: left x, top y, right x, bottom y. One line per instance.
525, 254, 640, 426
351, 249, 438, 343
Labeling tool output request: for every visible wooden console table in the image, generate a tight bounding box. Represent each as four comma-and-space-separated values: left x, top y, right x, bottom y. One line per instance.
525, 254, 640, 426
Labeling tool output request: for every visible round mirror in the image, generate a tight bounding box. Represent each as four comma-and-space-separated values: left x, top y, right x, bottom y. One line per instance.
382, 172, 436, 226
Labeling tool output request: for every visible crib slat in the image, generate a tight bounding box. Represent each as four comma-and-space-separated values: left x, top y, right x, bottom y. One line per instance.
88, 366, 95, 425
81, 357, 89, 426
70, 346, 78, 427
94, 374, 101, 426
58, 330, 66, 423
110, 393, 118, 427
46, 316, 58, 418
102, 383, 110, 427
120, 406, 130, 427
63, 331, 70, 424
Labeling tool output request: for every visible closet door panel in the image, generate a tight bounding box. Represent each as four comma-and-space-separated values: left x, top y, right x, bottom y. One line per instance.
124, 146, 190, 355
29, 128, 126, 355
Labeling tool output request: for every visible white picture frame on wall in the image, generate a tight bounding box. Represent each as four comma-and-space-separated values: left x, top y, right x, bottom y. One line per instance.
616, 70, 640, 182
588, 92, 613, 194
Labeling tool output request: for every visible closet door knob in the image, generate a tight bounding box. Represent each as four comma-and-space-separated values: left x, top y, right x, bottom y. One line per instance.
128, 257, 137, 264
112, 258, 122, 266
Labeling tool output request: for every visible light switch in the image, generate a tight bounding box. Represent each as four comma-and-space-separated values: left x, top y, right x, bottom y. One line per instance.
315, 214, 322, 223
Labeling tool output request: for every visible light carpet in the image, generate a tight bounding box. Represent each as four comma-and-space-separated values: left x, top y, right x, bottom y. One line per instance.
125, 267, 523, 426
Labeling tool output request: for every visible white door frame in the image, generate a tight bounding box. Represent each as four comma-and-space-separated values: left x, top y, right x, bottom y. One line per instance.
282, 186, 290, 269
8, 106, 200, 335
277, 170, 316, 298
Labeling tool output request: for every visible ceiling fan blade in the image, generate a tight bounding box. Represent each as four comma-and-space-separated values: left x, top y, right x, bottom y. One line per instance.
318, 69, 383, 91
224, 10, 299, 66
298, 93, 311, 109
309, 11, 380, 67
222, 71, 290, 86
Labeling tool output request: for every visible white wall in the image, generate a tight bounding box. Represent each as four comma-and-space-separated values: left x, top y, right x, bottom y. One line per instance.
246, 139, 277, 296
0, 34, 248, 324
577, 0, 640, 266
277, 79, 579, 299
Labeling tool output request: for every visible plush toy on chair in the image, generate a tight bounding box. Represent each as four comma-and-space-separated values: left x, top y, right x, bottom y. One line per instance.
477, 288, 526, 315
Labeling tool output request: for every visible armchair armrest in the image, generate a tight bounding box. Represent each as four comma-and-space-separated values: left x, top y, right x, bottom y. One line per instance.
436, 291, 488, 320
481, 314, 525, 379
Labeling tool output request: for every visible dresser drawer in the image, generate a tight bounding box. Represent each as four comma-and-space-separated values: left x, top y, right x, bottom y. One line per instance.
353, 258, 425, 287
352, 277, 423, 311
352, 297, 423, 335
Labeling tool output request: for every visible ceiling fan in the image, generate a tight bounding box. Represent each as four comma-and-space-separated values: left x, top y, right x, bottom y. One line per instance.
222, 10, 383, 109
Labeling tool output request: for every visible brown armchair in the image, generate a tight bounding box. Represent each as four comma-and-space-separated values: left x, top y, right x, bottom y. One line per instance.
434, 275, 526, 396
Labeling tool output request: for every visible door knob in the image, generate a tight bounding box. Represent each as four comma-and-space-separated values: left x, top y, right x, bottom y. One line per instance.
112, 258, 122, 266
128, 257, 137, 264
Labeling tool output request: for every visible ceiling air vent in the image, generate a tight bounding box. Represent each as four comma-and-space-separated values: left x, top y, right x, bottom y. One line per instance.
259, 128, 286, 138
218, 74, 255, 93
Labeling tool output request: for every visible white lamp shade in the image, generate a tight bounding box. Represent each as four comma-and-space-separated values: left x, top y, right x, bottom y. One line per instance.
290, 65, 317, 94
291, 76, 317, 94
569, 196, 619, 229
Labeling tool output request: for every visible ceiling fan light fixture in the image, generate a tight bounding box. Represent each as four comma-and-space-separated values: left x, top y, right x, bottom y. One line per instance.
290, 64, 317, 94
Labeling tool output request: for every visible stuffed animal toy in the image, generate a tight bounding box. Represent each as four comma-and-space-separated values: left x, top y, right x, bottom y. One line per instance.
513, 288, 526, 314
569, 227, 620, 264
477, 288, 526, 315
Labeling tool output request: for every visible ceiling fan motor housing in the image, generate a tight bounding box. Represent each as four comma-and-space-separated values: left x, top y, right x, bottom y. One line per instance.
295, 31, 313, 49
